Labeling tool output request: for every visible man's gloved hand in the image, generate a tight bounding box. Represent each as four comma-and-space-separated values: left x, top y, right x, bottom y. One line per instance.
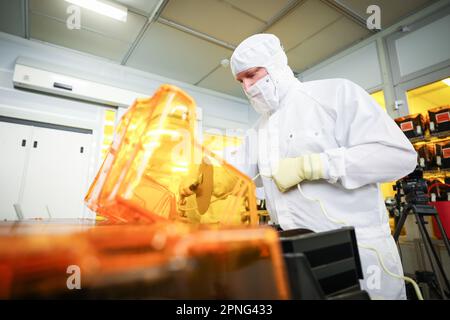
179, 175, 199, 206
272, 153, 324, 192
212, 166, 238, 198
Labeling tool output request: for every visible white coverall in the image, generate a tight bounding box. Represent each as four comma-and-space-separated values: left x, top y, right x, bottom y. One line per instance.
227, 34, 418, 300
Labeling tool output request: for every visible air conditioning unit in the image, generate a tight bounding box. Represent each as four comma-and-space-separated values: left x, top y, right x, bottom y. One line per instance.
13, 57, 147, 107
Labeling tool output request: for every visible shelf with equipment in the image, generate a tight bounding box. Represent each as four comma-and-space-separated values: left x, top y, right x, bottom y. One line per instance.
395, 108, 450, 180
397, 78, 450, 179
409, 130, 450, 144
384, 79, 450, 244
409, 129, 450, 180
423, 168, 450, 180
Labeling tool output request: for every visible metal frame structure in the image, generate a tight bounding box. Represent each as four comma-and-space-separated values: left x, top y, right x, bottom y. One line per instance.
121, 0, 170, 65
321, 0, 378, 33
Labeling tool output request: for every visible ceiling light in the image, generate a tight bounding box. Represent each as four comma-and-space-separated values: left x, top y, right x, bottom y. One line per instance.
65, 0, 128, 22
442, 78, 450, 86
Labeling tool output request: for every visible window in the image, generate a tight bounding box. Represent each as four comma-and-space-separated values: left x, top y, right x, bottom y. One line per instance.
370, 90, 386, 111
101, 108, 117, 161
406, 77, 450, 115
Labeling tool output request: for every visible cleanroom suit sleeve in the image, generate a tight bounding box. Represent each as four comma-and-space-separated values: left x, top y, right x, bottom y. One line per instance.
321, 80, 417, 189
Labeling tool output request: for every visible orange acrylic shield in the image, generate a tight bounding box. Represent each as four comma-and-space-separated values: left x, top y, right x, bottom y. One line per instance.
85, 85, 257, 225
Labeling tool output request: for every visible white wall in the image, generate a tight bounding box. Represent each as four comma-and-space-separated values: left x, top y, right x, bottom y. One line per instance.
0, 30, 255, 184
0, 32, 252, 130
0, 31, 254, 219
299, 42, 382, 91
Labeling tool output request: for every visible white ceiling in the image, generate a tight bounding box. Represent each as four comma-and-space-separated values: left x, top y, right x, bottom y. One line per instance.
116, 0, 162, 15
337, 0, 434, 28
224, 0, 293, 22
197, 63, 244, 97
287, 15, 370, 71
126, 21, 232, 84
0, 0, 439, 98
161, 0, 266, 46
266, 0, 343, 51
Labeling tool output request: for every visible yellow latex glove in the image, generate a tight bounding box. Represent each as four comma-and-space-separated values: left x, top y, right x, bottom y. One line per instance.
178, 166, 238, 208
212, 166, 238, 198
179, 174, 198, 206
272, 154, 324, 192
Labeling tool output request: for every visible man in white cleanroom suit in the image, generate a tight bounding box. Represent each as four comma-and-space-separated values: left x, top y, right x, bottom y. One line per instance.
228, 34, 417, 300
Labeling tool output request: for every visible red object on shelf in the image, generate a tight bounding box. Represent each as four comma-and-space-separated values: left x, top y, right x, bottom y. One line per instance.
430, 201, 450, 240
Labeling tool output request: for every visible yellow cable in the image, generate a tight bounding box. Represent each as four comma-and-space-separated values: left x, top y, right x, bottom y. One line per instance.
295, 183, 423, 300
252, 172, 261, 181
254, 170, 423, 300
358, 243, 424, 300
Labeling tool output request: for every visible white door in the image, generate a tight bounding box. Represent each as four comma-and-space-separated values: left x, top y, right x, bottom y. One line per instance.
21, 126, 92, 219
0, 121, 33, 220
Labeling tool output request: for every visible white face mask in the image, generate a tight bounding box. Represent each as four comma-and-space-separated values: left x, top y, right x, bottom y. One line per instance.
245, 74, 279, 115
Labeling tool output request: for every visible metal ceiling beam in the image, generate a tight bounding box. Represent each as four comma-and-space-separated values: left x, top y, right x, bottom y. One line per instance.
124, 0, 307, 85
285, 16, 342, 54
321, 0, 377, 33
194, 64, 221, 85
23, 0, 29, 39
257, 0, 307, 33
221, 0, 266, 24
121, 0, 170, 65
157, 0, 305, 51
125, 0, 306, 59
191, 0, 308, 86
158, 17, 236, 51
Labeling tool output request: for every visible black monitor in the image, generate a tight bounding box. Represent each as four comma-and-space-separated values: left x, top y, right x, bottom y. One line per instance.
279, 226, 364, 298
